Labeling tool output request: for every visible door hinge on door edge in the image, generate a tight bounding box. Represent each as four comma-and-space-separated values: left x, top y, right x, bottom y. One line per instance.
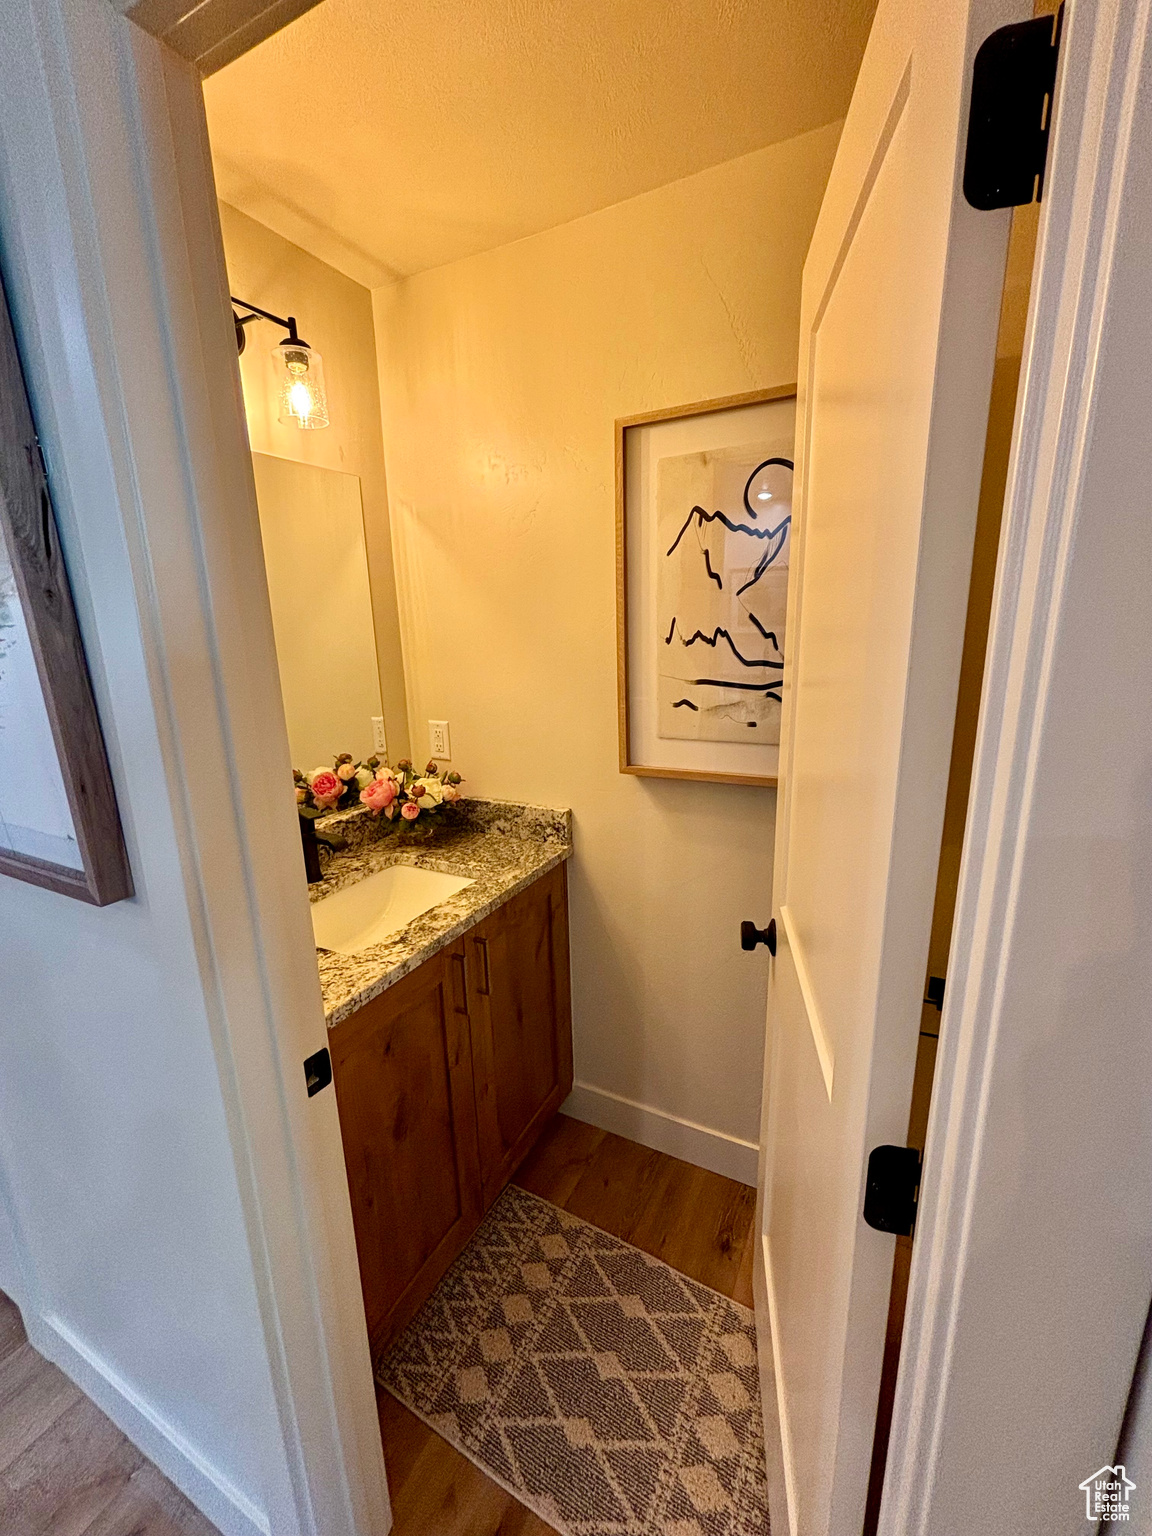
963, 5, 1064, 211
863, 1145, 922, 1237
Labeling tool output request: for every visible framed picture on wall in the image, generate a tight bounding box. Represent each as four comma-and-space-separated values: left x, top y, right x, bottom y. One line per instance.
616, 385, 796, 787
0, 265, 132, 905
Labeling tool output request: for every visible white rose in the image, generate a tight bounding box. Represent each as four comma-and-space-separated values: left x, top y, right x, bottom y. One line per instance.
354, 766, 373, 789
416, 781, 444, 810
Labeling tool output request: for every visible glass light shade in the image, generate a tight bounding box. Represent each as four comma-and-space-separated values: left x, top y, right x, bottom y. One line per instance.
274, 341, 330, 429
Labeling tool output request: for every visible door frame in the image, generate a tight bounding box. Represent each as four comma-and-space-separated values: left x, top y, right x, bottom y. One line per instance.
753, 0, 1024, 1527
0, 2, 390, 1533
883, 0, 1152, 1527
757, 0, 1152, 1529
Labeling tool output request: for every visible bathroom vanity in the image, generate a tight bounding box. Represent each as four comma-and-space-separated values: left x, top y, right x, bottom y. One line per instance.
309, 800, 573, 1359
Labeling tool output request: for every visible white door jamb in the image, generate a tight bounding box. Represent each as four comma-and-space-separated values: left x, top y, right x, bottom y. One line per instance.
884, 0, 1152, 1528
0, 3, 392, 1532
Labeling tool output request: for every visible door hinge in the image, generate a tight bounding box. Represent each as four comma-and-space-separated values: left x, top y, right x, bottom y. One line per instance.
963, 5, 1063, 210
863, 1145, 922, 1237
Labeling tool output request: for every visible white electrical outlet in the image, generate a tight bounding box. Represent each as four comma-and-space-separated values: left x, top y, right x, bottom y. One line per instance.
429, 720, 451, 760
371, 716, 388, 756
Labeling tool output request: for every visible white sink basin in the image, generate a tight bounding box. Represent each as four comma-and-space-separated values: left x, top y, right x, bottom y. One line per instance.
311, 865, 474, 955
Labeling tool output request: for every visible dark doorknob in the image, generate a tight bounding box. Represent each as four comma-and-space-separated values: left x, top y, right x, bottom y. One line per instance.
741, 918, 776, 956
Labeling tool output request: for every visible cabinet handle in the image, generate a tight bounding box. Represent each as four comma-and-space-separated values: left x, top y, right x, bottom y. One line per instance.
475, 936, 491, 996
450, 951, 469, 1014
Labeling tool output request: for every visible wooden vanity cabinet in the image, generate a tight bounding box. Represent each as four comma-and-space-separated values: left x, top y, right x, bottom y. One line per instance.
467, 863, 573, 1206
330, 861, 572, 1359
329, 944, 483, 1360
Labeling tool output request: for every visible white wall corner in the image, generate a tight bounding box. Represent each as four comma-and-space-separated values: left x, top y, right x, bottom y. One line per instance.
25, 1308, 270, 1536
562, 1083, 759, 1186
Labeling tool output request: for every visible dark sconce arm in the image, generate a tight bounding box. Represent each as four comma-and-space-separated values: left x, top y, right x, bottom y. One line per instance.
231, 296, 308, 355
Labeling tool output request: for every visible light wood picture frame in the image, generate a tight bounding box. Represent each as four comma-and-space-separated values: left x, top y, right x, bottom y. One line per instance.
616, 385, 796, 788
0, 264, 132, 905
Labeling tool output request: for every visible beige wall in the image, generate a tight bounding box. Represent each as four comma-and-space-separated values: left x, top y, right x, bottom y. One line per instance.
219, 202, 410, 759
373, 125, 841, 1170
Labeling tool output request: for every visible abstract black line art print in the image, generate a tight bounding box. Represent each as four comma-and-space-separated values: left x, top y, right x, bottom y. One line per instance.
657, 448, 793, 744
617, 385, 795, 785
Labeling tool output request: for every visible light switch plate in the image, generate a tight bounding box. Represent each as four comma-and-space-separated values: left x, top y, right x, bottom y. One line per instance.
371, 716, 388, 756
429, 720, 450, 760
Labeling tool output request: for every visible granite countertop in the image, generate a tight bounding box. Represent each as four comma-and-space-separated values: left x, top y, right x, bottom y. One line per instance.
309, 798, 573, 1028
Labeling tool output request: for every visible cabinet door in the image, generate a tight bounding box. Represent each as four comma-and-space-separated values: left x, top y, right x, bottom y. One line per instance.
330, 944, 482, 1358
469, 863, 573, 1204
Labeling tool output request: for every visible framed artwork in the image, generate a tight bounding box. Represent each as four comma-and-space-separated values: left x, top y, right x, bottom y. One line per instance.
0, 266, 132, 904
616, 385, 796, 787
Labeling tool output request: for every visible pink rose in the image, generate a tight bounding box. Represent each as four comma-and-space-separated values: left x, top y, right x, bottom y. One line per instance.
309, 770, 342, 809
336, 761, 357, 782
441, 784, 461, 803
400, 801, 420, 821
360, 776, 396, 814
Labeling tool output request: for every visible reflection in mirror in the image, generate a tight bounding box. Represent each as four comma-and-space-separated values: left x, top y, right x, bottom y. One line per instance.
252, 452, 384, 770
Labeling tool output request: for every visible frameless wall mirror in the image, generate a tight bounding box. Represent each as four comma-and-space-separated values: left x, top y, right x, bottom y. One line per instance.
252, 453, 384, 771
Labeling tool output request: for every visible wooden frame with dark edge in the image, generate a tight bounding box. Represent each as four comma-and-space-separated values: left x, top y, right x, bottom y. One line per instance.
615, 383, 796, 788
0, 265, 132, 905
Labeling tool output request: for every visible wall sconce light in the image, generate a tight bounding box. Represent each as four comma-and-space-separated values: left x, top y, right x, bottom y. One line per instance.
232, 297, 330, 430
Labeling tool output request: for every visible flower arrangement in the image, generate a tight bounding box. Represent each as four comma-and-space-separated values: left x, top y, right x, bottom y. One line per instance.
294, 754, 464, 834
294, 754, 373, 817
359, 757, 464, 831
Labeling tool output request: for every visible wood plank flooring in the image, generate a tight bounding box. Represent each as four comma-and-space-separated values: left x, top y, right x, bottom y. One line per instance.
0, 1115, 757, 1536
0, 1291, 220, 1536
379, 1112, 758, 1536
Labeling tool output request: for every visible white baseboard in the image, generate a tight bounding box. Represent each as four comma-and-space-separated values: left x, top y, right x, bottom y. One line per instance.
562, 1082, 759, 1186
24, 1308, 269, 1536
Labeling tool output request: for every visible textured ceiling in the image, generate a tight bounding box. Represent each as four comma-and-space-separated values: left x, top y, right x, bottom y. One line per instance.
204, 0, 876, 286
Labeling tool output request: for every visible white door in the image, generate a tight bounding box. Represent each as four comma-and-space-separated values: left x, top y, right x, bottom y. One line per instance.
755, 0, 1028, 1532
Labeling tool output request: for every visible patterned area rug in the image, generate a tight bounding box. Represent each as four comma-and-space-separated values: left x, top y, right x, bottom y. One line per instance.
378, 1184, 768, 1536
